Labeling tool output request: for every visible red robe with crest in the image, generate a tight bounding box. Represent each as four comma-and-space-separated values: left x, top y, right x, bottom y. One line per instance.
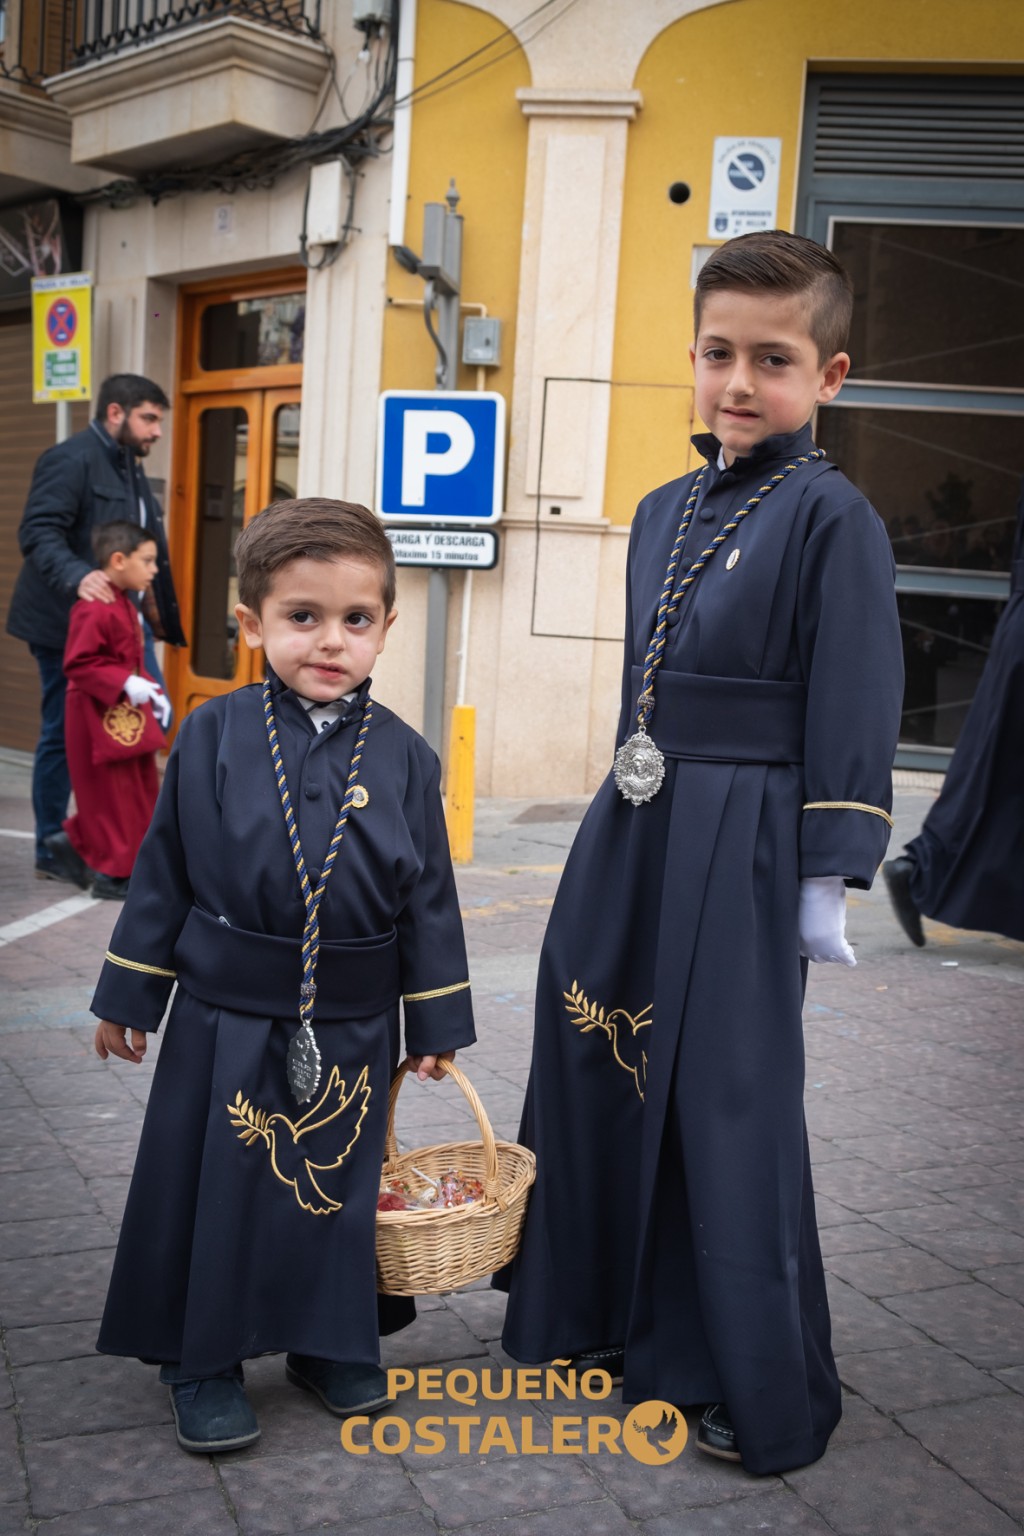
63, 585, 162, 878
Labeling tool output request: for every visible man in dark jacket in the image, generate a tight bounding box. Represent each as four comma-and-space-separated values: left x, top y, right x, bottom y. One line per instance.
7, 373, 186, 882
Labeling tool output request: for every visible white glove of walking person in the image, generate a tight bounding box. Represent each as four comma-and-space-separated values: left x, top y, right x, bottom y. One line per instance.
123, 674, 171, 730
798, 876, 856, 966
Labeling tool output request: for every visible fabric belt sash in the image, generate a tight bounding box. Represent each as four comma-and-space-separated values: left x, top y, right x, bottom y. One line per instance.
629, 666, 806, 764
174, 905, 401, 1019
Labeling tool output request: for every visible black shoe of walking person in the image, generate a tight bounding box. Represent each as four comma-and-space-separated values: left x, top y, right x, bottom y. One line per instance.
696, 1402, 741, 1462
168, 1372, 260, 1454
92, 873, 131, 901
285, 1355, 392, 1417
882, 857, 926, 947
41, 831, 92, 889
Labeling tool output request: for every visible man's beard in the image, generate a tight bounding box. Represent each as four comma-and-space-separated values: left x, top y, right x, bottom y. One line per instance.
115, 421, 151, 456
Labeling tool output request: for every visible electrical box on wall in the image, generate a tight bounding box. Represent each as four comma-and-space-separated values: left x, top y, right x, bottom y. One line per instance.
306, 161, 344, 246
462, 317, 502, 367
353, 0, 392, 30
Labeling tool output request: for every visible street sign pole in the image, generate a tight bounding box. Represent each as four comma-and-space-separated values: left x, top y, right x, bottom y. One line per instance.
421, 183, 462, 755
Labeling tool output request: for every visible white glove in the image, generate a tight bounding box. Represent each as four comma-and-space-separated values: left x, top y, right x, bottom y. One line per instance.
123, 675, 171, 729
799, 876, 856, 966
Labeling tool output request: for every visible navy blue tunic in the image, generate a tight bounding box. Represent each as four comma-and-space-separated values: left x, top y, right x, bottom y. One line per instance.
92, 673, 475, 1376
498, 425, 903, 1476
905, 483, 1024, 940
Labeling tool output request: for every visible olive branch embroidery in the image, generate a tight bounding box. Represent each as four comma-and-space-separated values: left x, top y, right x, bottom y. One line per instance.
564, 979, 652, 1100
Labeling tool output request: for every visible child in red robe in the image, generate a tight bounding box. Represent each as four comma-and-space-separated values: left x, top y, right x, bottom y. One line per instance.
45, 521, 171, 900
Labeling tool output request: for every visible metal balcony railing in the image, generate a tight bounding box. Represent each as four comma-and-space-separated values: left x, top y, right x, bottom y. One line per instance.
0, 0, 322, 87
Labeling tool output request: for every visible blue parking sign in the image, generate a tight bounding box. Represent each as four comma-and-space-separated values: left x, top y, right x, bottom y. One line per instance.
376, 390, 505, 524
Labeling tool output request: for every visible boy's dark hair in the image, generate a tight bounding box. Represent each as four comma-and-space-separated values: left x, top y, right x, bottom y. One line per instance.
95, 374, 171, 421
235, 498, 397, 615
694, 230, 854, 363
91, 520, 155, 567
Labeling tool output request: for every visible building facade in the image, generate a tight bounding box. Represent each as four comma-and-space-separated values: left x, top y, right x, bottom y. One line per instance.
1, 0, 1021, 790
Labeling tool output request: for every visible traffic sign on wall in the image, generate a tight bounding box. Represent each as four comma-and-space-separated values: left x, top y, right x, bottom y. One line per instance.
31, 272, 92, 402
376, 390, 505, 524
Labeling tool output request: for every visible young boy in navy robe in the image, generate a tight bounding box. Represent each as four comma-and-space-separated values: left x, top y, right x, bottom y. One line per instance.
46, 521, 170, 900
92, 498, 475, 1455
498, 231, 903, 1475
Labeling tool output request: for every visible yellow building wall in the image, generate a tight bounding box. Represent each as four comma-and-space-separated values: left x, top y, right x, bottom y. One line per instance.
380, 0, 530, 403
605, 0, 1024, 526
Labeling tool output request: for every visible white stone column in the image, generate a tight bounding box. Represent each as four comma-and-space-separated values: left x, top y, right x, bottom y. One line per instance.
507, 88, 641, 527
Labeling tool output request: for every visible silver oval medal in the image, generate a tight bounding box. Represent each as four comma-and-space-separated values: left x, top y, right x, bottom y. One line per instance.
286, 1021, 322, 1104
613, 731, 666, 805
726, 548, 740, 570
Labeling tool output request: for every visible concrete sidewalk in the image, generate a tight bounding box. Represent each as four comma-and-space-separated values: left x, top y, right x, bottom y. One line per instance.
1, 749, 1022, 1535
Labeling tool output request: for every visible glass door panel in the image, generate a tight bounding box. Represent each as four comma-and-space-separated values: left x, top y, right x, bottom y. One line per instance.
834, 223, 1024, 390
816, 404, 1020, 571
815, 216, 1024, 766
898, 591, 1006, 749
192, 405, 249, 681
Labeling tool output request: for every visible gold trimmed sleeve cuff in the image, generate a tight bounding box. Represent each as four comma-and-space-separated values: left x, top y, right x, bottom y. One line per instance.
91, 948, 177, 1032
799, 797, 895, 890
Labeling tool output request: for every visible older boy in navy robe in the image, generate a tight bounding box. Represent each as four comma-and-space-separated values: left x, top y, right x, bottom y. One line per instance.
91, 499, 475, 1455
49, 521, 170, 900
498, 232, 903, 1475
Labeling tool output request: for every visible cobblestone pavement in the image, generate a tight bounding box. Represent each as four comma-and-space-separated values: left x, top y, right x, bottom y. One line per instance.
1, 748, 1022, 1535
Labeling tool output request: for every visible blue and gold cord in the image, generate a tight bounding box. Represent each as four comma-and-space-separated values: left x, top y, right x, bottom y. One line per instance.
262, 680, 372, 1030
636, 450, 825, 733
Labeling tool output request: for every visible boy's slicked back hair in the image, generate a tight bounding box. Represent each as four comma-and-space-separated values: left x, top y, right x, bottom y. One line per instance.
91, 520, 154, 567
235, 498, 396, 615
694, 230, 854, 363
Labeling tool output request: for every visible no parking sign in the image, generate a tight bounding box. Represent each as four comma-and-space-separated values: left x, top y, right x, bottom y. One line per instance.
31, 272, 92, 402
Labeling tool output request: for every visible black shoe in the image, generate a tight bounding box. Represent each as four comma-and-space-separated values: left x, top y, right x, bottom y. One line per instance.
169, 1373, 260, 1454
41, 832, 92, 889
696, 1402, 741, 1462
882, 857, 925, 947
285, 1355, 392, 1417
92, 873, 130, 901
567, 1346, 624, 1386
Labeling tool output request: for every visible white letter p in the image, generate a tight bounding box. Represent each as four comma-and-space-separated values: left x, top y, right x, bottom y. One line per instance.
401, 411, 475, 507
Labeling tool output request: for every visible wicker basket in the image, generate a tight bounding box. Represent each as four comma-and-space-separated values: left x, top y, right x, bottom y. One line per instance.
376, 1058, 536, 1296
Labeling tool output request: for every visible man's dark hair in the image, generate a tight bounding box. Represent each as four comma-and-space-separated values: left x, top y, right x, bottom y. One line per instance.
694, 230, 854, 364
95, 374, 170, 421
235, 498, 397, 615
91, 520, 155, 568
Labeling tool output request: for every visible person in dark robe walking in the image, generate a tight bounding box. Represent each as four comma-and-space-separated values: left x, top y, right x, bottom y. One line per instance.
90, 499, 475, 1455
55, 521, 170, 900
496, 231, 903, 1476
883, 478, 1024, 945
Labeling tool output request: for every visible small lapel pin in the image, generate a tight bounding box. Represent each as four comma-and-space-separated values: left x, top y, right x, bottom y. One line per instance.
726, 549, 741, 571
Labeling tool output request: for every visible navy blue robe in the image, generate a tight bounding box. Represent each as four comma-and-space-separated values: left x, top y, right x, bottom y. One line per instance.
498, 425, 903, 1476
905, 483, 1024, 940
92, 673, 475, 1377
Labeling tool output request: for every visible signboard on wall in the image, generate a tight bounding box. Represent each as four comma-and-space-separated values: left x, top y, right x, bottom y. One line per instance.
31, 272, 92, 402
708, 137, 781, 239
376, 391, 505, 524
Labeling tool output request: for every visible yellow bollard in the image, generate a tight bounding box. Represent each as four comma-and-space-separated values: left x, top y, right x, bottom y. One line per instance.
446, 704, 475, 864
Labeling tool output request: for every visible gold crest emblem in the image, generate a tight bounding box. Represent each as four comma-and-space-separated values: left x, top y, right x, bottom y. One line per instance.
102, 702, 146, 747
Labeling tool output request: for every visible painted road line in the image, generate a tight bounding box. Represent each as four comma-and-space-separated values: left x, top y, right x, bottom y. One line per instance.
0, 893, 95, 946
0, 829, 34, 839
